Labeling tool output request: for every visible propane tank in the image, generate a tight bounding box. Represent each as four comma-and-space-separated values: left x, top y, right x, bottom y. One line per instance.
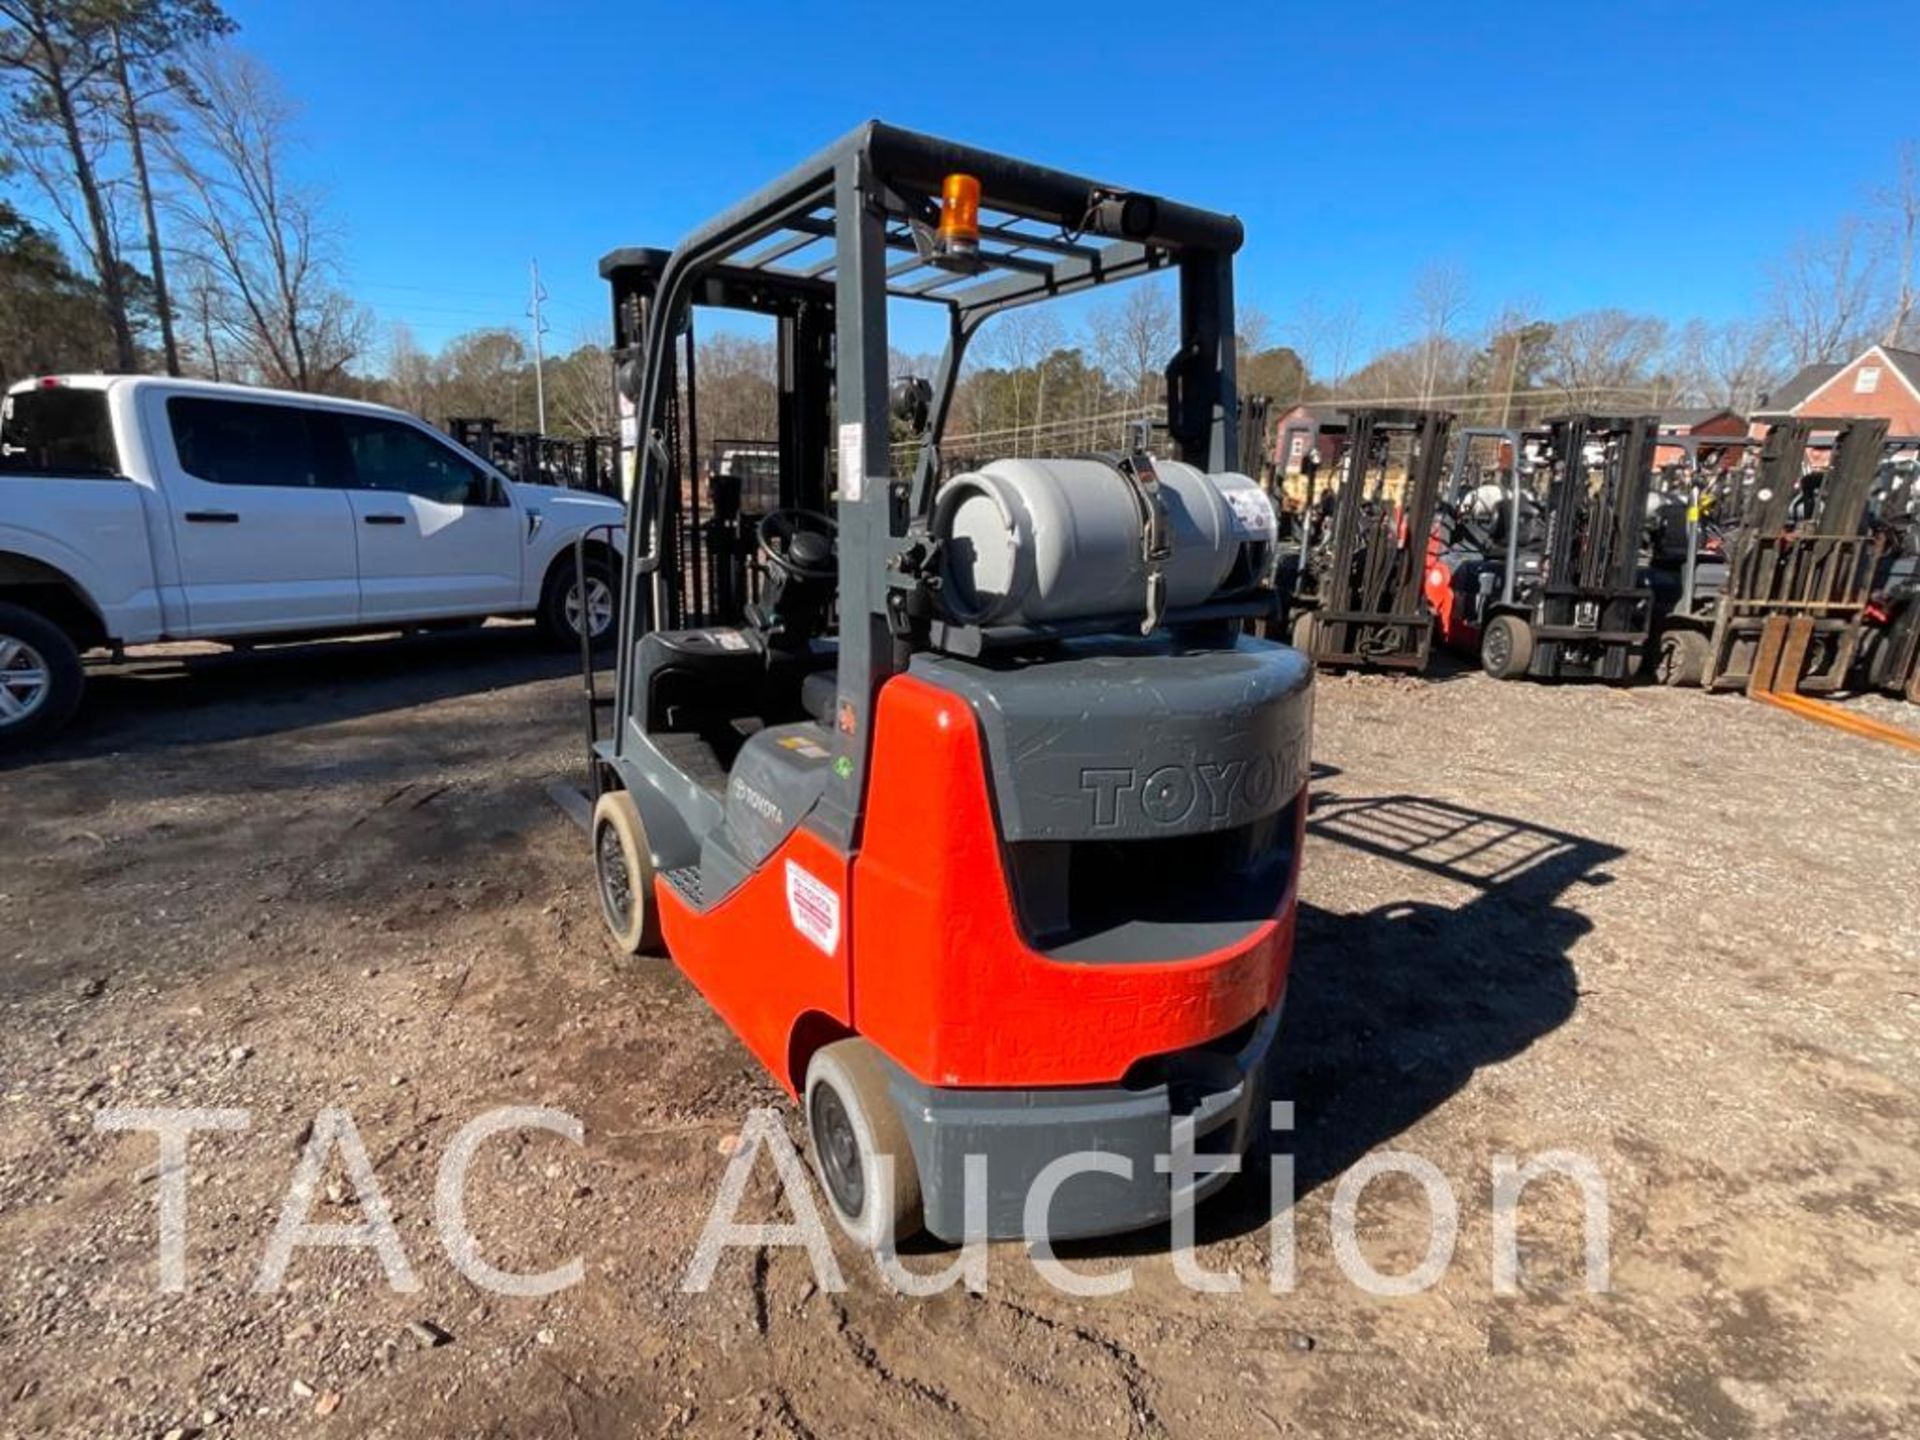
932, 457, 1275, 627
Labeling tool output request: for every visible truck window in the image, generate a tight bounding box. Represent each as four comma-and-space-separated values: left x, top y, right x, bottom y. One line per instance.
0, 387, 120, 477
338, 414, 495, 506
167, 396, 325, 489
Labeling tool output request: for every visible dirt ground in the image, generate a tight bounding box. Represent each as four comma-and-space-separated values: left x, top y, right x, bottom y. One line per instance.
0, 626, 1915, 1440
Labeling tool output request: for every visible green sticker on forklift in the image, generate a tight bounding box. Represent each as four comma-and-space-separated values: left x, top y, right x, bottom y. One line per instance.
833, 756, 853, 779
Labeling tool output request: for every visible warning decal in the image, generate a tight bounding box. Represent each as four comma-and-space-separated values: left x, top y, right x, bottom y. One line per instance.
785, 861, 841, 955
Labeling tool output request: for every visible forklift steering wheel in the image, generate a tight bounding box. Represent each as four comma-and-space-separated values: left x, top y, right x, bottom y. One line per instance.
758, 508, 838, 584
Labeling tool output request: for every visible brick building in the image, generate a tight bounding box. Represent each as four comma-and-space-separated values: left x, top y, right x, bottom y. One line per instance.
1753, 344, 1920, 438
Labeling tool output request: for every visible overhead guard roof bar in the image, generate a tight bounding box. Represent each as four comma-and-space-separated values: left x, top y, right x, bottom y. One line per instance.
636, 120, 1242, 329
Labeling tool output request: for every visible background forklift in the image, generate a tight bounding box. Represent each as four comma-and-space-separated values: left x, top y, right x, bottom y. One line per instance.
1465, 415, 1660, 682
1858, 437, 1920, 703
1281, 408, 1451, 671
1425, 424, 1543, 656
1691, 417, 1887, 695
1644, 432, 1761, 685
585, 123, 1310, 1248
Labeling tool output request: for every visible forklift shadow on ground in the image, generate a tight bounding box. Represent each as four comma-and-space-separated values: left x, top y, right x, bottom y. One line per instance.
1045, 787, 1621, 1260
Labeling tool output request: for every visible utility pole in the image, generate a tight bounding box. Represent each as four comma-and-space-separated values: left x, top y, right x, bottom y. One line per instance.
528, 258, 550, 435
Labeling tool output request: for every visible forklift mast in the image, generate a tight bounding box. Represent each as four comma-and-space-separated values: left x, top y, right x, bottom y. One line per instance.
1706, 416, 1890, 694
1493, 414, 1659, 681
1540, 414, 1657, 596
1289, 407, 1452, 670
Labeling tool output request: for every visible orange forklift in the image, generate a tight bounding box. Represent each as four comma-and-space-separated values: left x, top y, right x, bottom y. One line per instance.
583, 124, 1311, 1247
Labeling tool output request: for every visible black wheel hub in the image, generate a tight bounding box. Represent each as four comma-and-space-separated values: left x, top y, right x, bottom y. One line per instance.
595, 820, 633, 933
809, 1083, 865, 1220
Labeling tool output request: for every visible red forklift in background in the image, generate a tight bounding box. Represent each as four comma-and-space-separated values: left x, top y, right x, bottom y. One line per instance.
1428, 416, 1658, 681
584, 124, 1310, 1248
1425, 425, 1537, 657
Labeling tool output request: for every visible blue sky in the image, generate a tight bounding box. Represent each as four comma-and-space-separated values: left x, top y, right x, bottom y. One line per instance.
215, 0, 1913, 367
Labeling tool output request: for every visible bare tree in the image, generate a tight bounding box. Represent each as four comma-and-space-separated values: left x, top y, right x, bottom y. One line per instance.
381, 321, 437, 416
1235, 302, 1273, 366
1675, 317, 1786, 412
107, 1, 235, 376
1537, 309, 1668, 409
1767, 217, 1883, 367
0, 0, 136, 366
1289, 295, 1361, 395
544, 331, 615, 440
691, 331, 777, 442
979, 305, 1063, 453
1474, 303, 1552, 426
1090, 279, 1176, 413
1405, 262, 1471, 405
1870, 142, 1918, 347
159, 45, 364, 391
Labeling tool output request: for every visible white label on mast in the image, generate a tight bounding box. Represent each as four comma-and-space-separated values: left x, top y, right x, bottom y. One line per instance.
838, 422, 865, 502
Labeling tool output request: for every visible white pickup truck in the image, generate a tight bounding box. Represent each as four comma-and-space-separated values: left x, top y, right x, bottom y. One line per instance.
0, 375, 627, 746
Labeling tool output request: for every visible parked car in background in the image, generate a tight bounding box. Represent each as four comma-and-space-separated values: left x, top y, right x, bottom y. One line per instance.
0, 375, 627, 746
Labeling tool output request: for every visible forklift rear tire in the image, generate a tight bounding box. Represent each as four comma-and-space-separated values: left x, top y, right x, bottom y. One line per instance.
1654, 629, 1710, 688
804, 1038, 923, 1249
1480, 615, 1534, 681
591, 790, 660, 955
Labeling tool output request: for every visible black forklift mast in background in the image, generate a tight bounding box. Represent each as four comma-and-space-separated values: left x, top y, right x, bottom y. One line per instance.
599, 248, 836, 631
446, 416, 618, 495
1238, 393, 1272, 484
1480, 414, 1659, 682
1285, 408, 1452, 670
1703, 416, 1889, 695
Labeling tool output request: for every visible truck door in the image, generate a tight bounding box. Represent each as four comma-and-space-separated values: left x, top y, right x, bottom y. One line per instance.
329, 413, 522, 622
151, 392, 360, 635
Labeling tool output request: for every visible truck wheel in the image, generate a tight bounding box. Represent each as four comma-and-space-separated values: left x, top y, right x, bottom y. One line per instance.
540, 557, 617, 651
0, 602, 84, 748
1480, 614, 1534, 681
591, 790, 659, 955
804, 1038, 923, 1249
1654, 629, 1710, 687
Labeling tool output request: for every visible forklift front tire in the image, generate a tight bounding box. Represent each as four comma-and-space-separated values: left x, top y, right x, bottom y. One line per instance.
1480, 615, 1534, 681
1654, 628, 1710, 688
804, 1039, 923, 1249
591, 790, 660, 955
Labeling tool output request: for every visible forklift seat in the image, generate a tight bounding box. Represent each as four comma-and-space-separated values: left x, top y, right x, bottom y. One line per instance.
801, 670, 836, 727
638, 629, 769, 732
639, 627, 839, 735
